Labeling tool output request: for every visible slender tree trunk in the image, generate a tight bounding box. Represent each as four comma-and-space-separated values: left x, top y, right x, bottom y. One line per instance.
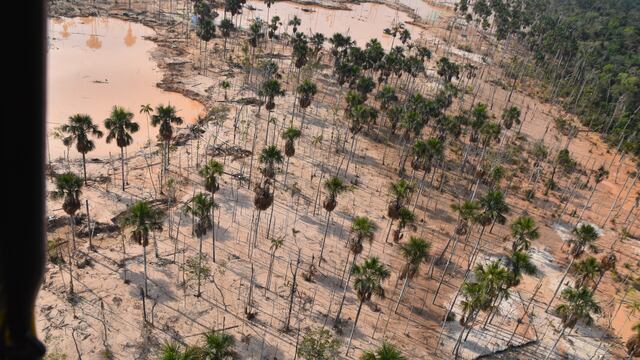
547, 256, 575, 311
120, 146, 126, 191
143, 244, 148, 297
211, 192, 216, 262
319, 212, 331, 265
545, 326, 567, 360
197, 234, 203, 297
334, 253, 356, 325
346, 300, 364, 355
394, 276, 409, 314
82, 152, 88, 185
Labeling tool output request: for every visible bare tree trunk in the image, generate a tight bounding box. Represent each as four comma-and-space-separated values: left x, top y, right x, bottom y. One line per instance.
345, 300, 364, 355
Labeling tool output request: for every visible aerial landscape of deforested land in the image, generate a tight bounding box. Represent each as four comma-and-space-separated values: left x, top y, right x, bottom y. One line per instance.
43, 0, 639, 358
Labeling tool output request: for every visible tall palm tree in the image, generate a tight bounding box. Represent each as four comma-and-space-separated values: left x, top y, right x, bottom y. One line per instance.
386, 179, 414, 242
59, 114, 104, 184
196, 16, 215, 73
501, 106, 520, 130
506, 251, 537, 287
360, 342, 406, 360
320, 176, 348, 263
201, 330, 237, 359
159, 341, 201, 360
151, 104, 184, 171
592, 252, 616, 293
626, 322, 640, 358
258, 79, 285, 141
479, 190, 509, 233
183, 193, 215, 296
436, 57, 460, 84
258, 145, 284, 180
335, 216, 378, 325
219, 19, 234, 59
391, 208, 415, 243
119, 200, 165, 297
453, 280, 489, 356
139, 104, 153, 143
545, 285, 601, 360
51, 172, 83, 251
573, 256, 600, 288
568, 223, 599, 257
346, 256, 391, 355
475, 260, 511, 328
265, 235, 284, 291
281, 126, 301, 184
199, 160, 224, 262
296, 79, 317, 128
510, 215, 539, 252
548, 223, 600, 311
104, 105, 139, 191
288, 15, 301, 34
394, 237, 430, 313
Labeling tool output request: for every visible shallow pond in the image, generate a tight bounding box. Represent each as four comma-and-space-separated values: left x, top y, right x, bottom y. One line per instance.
243, 0, 432, 49
47, 17, 204, 160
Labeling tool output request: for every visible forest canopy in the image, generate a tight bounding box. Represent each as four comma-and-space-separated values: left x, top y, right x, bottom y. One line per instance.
458, 0, 640, 157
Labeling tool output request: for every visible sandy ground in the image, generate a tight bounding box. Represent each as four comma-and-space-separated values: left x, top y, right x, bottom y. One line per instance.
42, 0, 640, 359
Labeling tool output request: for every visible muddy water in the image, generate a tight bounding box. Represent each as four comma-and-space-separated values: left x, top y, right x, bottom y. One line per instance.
244, 1, 431, 49
47, 17, 204, 160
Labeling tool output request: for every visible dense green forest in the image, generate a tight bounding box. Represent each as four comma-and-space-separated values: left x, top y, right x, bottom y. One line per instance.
458, 0, 640, 158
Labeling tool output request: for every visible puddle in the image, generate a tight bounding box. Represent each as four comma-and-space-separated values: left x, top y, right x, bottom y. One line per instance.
243, 0, 431, 48
47, 17, 204, 160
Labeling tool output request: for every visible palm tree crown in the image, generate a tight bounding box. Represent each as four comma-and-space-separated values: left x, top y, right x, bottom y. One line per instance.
199, 160, 224, 194
555, 285, 601, 328
399, 237, 430, 280
569, 223, 599, 257
348, 216, 377, 256
104, 106, 139, 148
323, 176, 347, 212
119, 200, 165, 247
259, 145, 284, 179
510, 215, 539, 252
60, 114, 103, 155
51, 172, 83, 216
151, 104, 184, 142
360, 342, 407, 360
201, 330, 237, 360
352, 256, 391, 303
184, 193, 215, 237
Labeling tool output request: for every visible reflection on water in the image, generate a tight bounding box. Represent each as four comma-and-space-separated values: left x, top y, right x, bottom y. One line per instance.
124, 23, 136, 47
244, 0, 427, 49
47, 17, 203, 159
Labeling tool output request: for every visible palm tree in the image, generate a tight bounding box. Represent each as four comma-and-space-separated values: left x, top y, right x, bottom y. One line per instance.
573, 256, 601, 288
196, 16, 215, 73
281, 126, 301, 184
346, 256, 391, 355
394, 237, 430, 313
158, 341, 201, 360
265, 235, 284, 291
475, 260, 511, 328
259, 145, 284, 180
201, 330, 237, 359
320, 176, 348, 263
104, 105, 139, 191
436, 57, 460, 84
139, 104, 153, 143
258, 79, 285, 141
288, 15, 301, 34
501, 106, 520, 130
219, 19, 234, 59
335, 216, 378, 325
568, 223, 599, 257
548, 223, 600, 311
479, 190, 510, 233
545, 285, 601, 360
59, 114, 104, 184
510, 215, 539, 252
51, 172, 83, 251
627, 323, 640, 358
152, 104, 184, 172
119, 200, 165, 297
360, 341, 406, 360
296, 79, 317, 128
453, 280, 489, 356
183, 193, 215, 296
392, 207, 415, 243
506, 251, 537, 287
592, 252, 616, 293
386, 179, 414, 242
199, 160, 224, 262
